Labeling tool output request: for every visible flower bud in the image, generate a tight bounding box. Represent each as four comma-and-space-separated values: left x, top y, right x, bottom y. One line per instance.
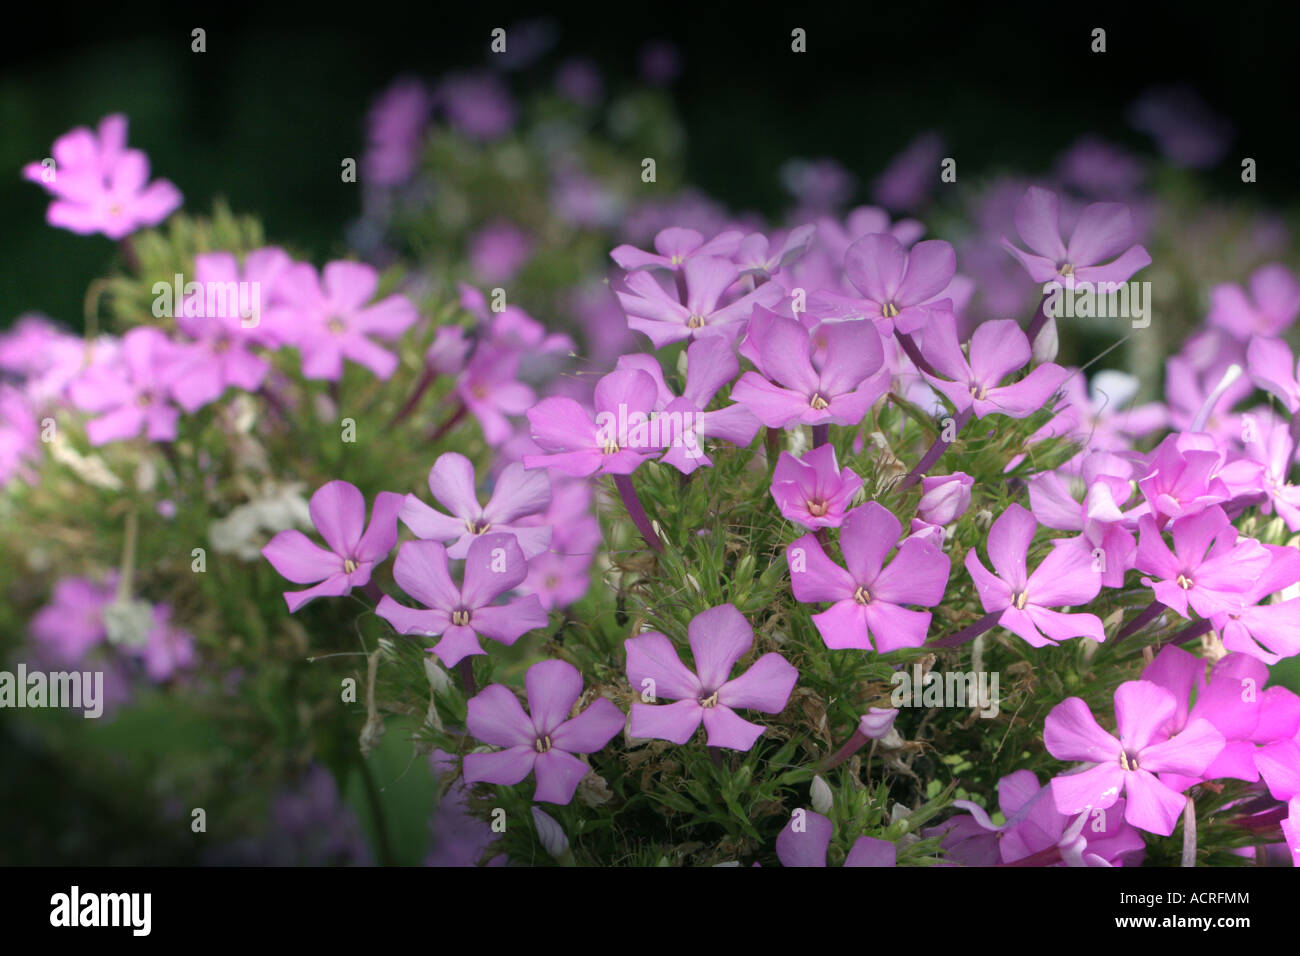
810, 774, 833, 814
917, 472, 973, 526
532, 806, 570, 861
858, 707, 899, 739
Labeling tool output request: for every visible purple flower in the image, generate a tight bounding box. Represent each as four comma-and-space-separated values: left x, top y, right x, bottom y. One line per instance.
770, 444, 863, 530
1215, 544, 1300, 665
735, 225, 817, 281
0, 386, 39, 486
858, 708, 898, 738
1134, 433, 1254, 526
813, 234, 956, 335
1046, 680, 1226, 836
625, 604, 797, 751
1028, 453, 1138, 588
731, 308, 886, 428
1247, 335, 1300, 414
965, 504, 1105, 647
362, 77, 431, 186
920, 311, 1068, 419
932, 770, 1145, 867
262, 481, 404, 612
1240, 411, 1300, 531
776, 810, 896, 867
29, 574, 118, 664
130, 604, 197, 682
456, 347, 538, 447
788, 502, 950, 651
1135, 506, 1271, 619
917, 472, 974, 526
401, 453, 551, 559
523, 368, 663, 477
268, 260, 418, 381
1128, 85, 1232, 170
1001, 187, 1151, 286
610, 227, 743, 274
68, 327, 183, 445
376, 534, 547, 667
469, 221, 533, 284
1208, 265, 1300, 340
615, 255, 784, 349
614, 337, 760, 474
436, 73, 514, 141
872, 131, 945, 211
463, 658, 624, 805
23, 113, 181, 239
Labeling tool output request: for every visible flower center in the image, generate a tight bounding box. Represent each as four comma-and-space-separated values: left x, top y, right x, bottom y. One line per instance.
602, 438, 620, 455
699, 691, 719, 708
969, 382, 988, 401
327, 317, 347, 335
107, 202, 124, 217
343, 557, 359, 574
1058, 262, 1075, 276
1119, 750, 1140, 772
1176, 573, 1193, 590
452, 609, 471, 626
1012, 591, 1028, 609
853, 586, 871, 605
135, 392, 154, 407
687, 313, 706, 329
670, 254, 685, 265
465, 518, 491, 535
535, 735, 553, 753
809, 392, 830, 410
807, 499, 828, 517
882, 301, 900, 318
213, 335, 232, 354
470, 383, 489, 399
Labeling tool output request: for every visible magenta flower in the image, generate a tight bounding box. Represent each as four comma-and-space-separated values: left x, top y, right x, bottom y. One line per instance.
920, 311, 1068, 419
130, 604, 197, 682
965, 504, 1105, 647
615, 337, 761, 473
262, 481, 404, 612
817, 233, 956, 335
917, 472, 974, 526
731, 308, 886, 428
776, 810, 896, 867
1208, 264, 1300, 340
362, 77, 431, 186
268, 260, 417, 381
1046, 680, 1226, 836
1215, 544, 1300, 665
787, 502, 951, 652
68, 327, 183, 445
462, 659, 624, 805
1028, 453, 1137, 588
400, 453, 551, 559
770, 444, 863, 530
523, 368, 663, 477
23, 113, 181, 239
456, 347, 538, 447
1001, 186, 1151, 286
376, 535, 547, 667
29, 574, 118, 665
1247, 335, 1300, 413
615, 255, 784, 348
610, 227, 743, 273
625, 604, 797, 751
1135, 506, 1271, 619
1241, 412, 1300, 531
1134, 433, 1255, 526
735, 225, 817, 281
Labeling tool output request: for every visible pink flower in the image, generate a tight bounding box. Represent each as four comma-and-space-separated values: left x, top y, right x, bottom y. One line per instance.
400, 452, 551, 559
23, 113, 182, 239
1046, 680, 1225, 836
268, 260, 418, 381
917, 472, 974, 526
262, 481, 404, 612
787, 502, 951, 652
1208, 264, 1300, 340
456, 347, 538, 447
376, 535, 547, 667
463, 659, 624, 805
731, 308, 886, 428
965, 504, 1105, 647
816, 233, 956, 335
625, 604, 797, 751
770, 444, 863, 530
1001, 186, 1151, 286
68, 327, 183, 445
1135, 506, 1271, 619
920, 311, 1068, 419
610, 227, 743, 273
523, 368, 662, 477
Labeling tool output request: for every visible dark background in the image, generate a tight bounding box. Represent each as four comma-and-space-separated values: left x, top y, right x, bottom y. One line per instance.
2, 2, 1297, 323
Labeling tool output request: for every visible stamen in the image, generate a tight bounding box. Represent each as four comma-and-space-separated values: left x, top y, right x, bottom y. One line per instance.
699, 691, 719, 708
535, 735, 553, 753
882, 302, 900, 318
809, 393, 830, 410
807, 499, 828, 517
687, 314, 706, 329
452, 609, 470, 626
853, 586, 871, 605
343, 558, 358, 574
1176, 573, 1193, 590
1012, 591, 1028, 609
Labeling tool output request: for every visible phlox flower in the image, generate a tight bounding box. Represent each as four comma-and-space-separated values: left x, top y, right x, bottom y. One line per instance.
1135, 506, 1271, 619
1208, 264, 1300, 340
523, 368, 663, 477
770, 444, 863, 530
1001, 186, 1151, 286
610, 226, 743, 273
775, 810, 896, 867
68, 327, 183, 446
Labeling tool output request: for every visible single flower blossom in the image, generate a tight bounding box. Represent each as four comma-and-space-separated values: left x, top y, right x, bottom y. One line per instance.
400, 453, 551, 559
1046, 680, 1226, 836
625, 604, 797, 751
788, 502, 951, 651
376, 534, 547, 667
770, 444, 863, 529
68, 327, 184, 446
965, 504, 1106, 647
610, 226, 744, 273
463, 658, 625, 805
811, 233, 956, 335
262, 481, 404, 612
1001, 186, 1151, 286
775, 810, 897, 867
523, 368, 663, 477
1135, 506, 1271, 619
1208, 264, 1300, 340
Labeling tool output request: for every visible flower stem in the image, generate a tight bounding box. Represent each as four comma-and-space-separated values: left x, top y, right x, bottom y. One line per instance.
893, 329, 939, 378
389, 366, 436, 428
897, 407, 973, 491
1025, 291, 1051, 342
1181, 796, 1198, 867
1113, 600, 1167, 644
614, 473, 664, 553
457, 658, 477, 697
1169, 618, 1215, 647
426, 402, 467, 442
811, 423, 829, 448
821, 729, 868, 772
930, 610, 1001, 648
